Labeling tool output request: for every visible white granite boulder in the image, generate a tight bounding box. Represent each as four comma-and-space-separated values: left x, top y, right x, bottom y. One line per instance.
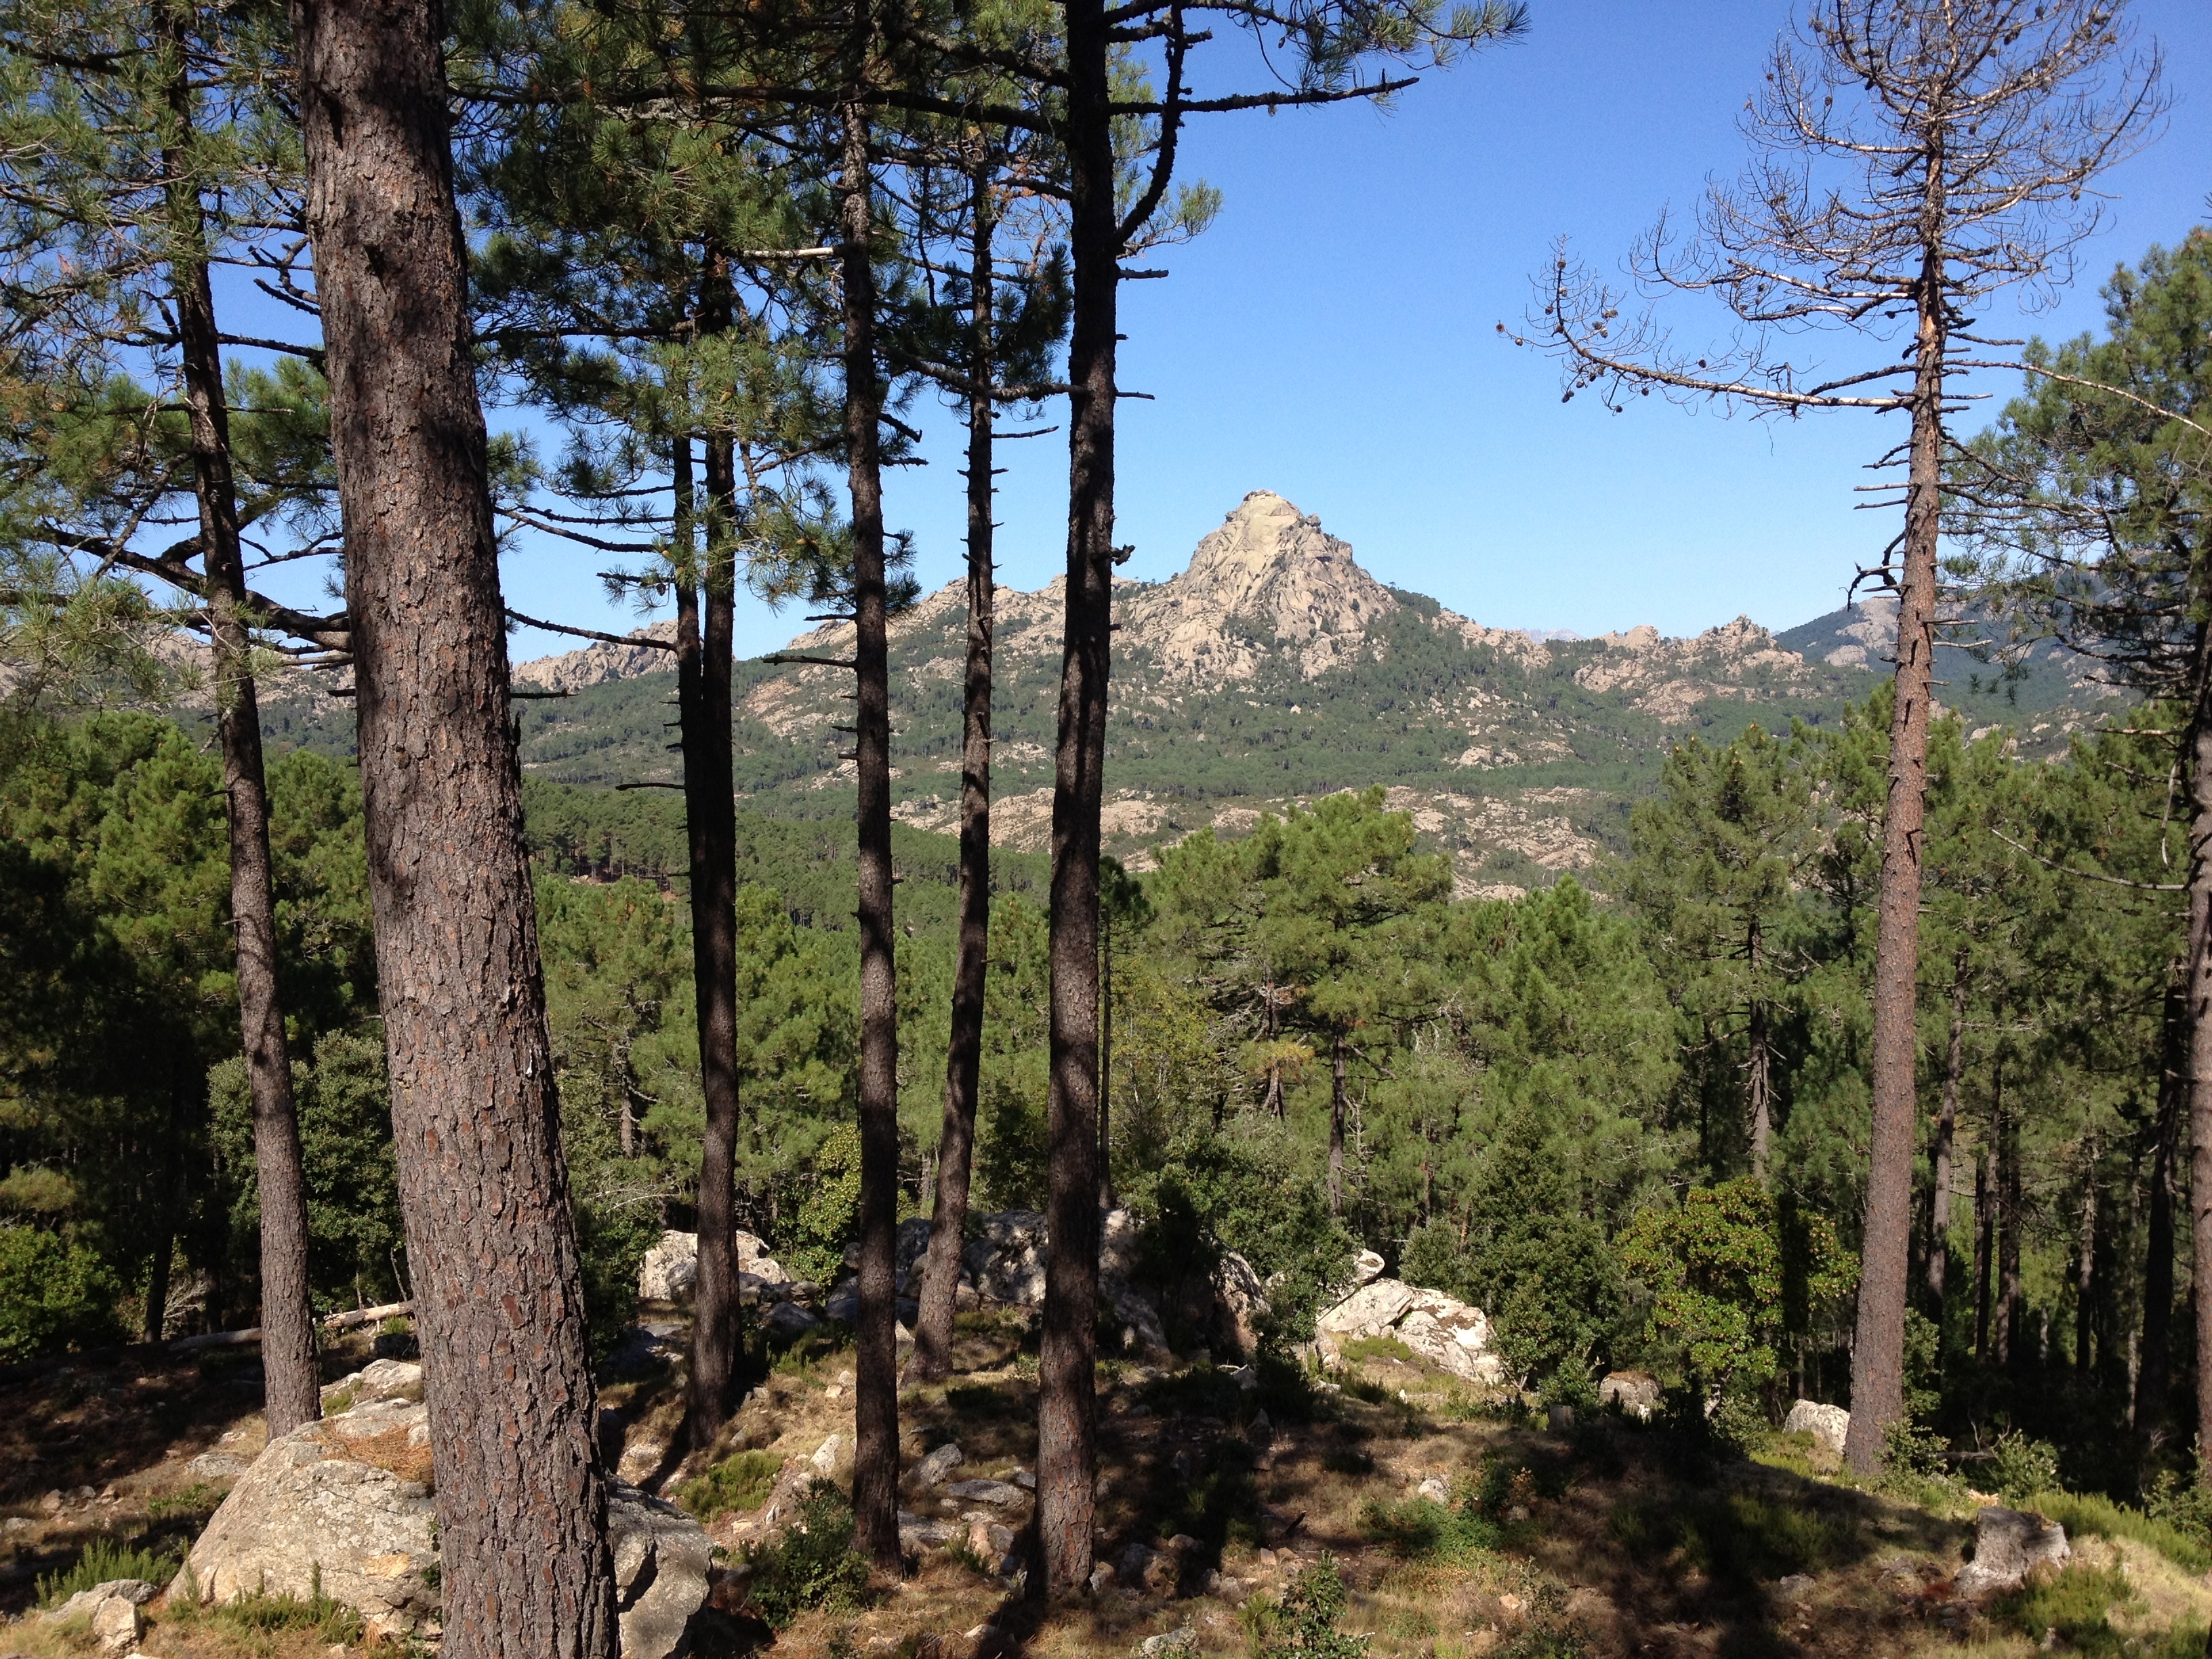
1782, 1398, 1851, 1456
1599, 1371, 1661, 1420
1316, 1277, 1503, 1385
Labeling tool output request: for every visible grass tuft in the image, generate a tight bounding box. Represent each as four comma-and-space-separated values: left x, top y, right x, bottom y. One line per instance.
37, 1535, 180, 1607
674, 1448, 783, 1519
2022, 1488, 2212, 1574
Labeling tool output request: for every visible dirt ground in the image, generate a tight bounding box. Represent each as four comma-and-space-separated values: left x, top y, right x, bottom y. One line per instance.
4, 1312, 2208, 1659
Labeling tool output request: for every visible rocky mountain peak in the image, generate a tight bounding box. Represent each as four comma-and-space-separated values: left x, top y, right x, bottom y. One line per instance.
1120, 490, 1400, 683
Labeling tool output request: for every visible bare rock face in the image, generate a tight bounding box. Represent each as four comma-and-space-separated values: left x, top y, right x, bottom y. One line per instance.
43, 1578, 158, 1652
963, 1211, 1050, 1305
1783, 1399, 1851, 1456
176, 1366, 710, 1656
1316, 1277, 1504, 1386
1117, 491, 1399, 684
1956, 1507, 2070, 1598
512, 621, 679, 692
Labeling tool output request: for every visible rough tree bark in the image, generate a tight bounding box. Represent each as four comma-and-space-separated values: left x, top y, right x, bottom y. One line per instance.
1037, 0, 1114, 1595
838, 73, 902, 1570
2135, 972, 2184, 1443
290, 0, 615, 1650
1925, 964, 1968, 1313
161, 0, 317, 1437
2075, 1162, 2097, 1376
1328, 1033, 1347, 1216
2186, 655, 2212, 1481
1841, 217, 1948, 1477
1997, 1057, 2020, 1368
681, 393, 746, 1452
1974, 1142, 1994, 1364
912, 167, 998, 1384
1746, 916, 1771, 1180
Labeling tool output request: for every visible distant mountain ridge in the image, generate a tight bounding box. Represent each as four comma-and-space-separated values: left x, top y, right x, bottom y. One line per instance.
266, 490, 2122, 897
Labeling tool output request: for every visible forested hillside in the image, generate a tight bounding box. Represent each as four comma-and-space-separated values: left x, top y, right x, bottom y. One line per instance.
243, 491, 2123, 899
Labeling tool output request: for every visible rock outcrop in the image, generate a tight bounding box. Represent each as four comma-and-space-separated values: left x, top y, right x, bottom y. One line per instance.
1599, 1371, 1660, 1420
176, 1362, 711, 1656
1315, 1277, 1504, 1386
637, 1228, 794, 1306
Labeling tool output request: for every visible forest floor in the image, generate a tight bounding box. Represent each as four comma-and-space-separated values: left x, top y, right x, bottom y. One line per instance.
3, 1312, 2210, 1659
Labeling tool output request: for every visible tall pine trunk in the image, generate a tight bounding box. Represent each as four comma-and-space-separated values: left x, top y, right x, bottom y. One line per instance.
680, 402, 745, 1452
1841, 219, 1948, 1476
1975, 1141, 1994, 1364
1925, 965, 1967, 1313
838, 74, 901, 1570
1038, 0, 1115, 1594
2136, 972, 2184, 1441
1997, 1054, 2020, 1368
1745, 916, 1771, 1179
161, 0, 318, 1436
1328, 1033, 1347, 1215
290, 0, 615, 1650
2186, 621, 2212, 1483
912, 168, 998, 1384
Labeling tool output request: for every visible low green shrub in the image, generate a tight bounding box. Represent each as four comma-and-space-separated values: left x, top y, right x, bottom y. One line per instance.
1250, 1554, 1368, 1659
2026, 1488, 2212, 1574
145, 1482, 222, 1519
207, 1569, 366, 1643
1359, 1492, 1501, 1563
1990, 1562, 2206, 1658
676, 1450, 784, 1519
38, 1536, 180, 1606
1607, 1491, 1858, 1588
744, 1486, 870, 1630
1988, 1431, 2062, 1504
1340, 1335, 1415, 1366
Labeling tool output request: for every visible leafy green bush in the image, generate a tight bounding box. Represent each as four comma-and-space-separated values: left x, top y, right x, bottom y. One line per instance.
676, 1450, 785, 1519
778, 1124, 862, 1286
1988, 1431, 2062, 1504
38, 1536, 180, 1605
1252, 1555, 1368, 1659
2146, 1470, 2212, 1557
744, 1485, 870, 1629
0, 1222, 120, 1363
1615, 1178, 1853, 1392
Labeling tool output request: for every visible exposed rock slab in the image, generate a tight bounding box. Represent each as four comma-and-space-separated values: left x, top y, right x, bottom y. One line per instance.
1315, 1277, 1503, 1385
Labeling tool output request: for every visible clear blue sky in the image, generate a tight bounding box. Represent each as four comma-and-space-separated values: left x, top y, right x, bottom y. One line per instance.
478, 0, 2209, 662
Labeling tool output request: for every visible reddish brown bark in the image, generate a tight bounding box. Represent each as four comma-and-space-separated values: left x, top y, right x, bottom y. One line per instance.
161, 0, 318, 1438
839, 78, 902, 1570
291, 0, 615, 1649
1328, 1033, 1347, 1216
1925, 963, 1967, 1313
1746, 918, 1771, 1179
912, 168, 998, 1386
2186, 626, 2212, 1482
1037, 0, 1113, 1595
2135, 972, 2184, 1441
1841, 226, 1947, 1476
680, 401, 745, 1452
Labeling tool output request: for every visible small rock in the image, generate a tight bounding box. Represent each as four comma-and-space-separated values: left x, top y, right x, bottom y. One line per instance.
1012, 1467, 1036, 1490
1776, 1572, 1816, 1603
1416, 1477, 1451, 1503
1204, 1569, 1246, 1603
39, 1490, 62, 1515
1351, 1249, 1387, 1286
761, 1300, 823, 1343
1248, 1409, 1273, 1446
188, 1452, 250, 1481
1139, 1626, 1196, 1657
944, 1479, 1025, 1507
1499, 1591, 1523, 1614
1505, 1504, 1530, 1523
1119, 1542, 1168, 1593
811, 1434, 842, 1476
910, 1442, 964, 1487
90, 1595, 142, 1652
1089, 1561, 1117, 1594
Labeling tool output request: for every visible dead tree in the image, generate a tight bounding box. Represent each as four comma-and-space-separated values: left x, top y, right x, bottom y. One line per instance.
1524, 0, 2160, 1476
